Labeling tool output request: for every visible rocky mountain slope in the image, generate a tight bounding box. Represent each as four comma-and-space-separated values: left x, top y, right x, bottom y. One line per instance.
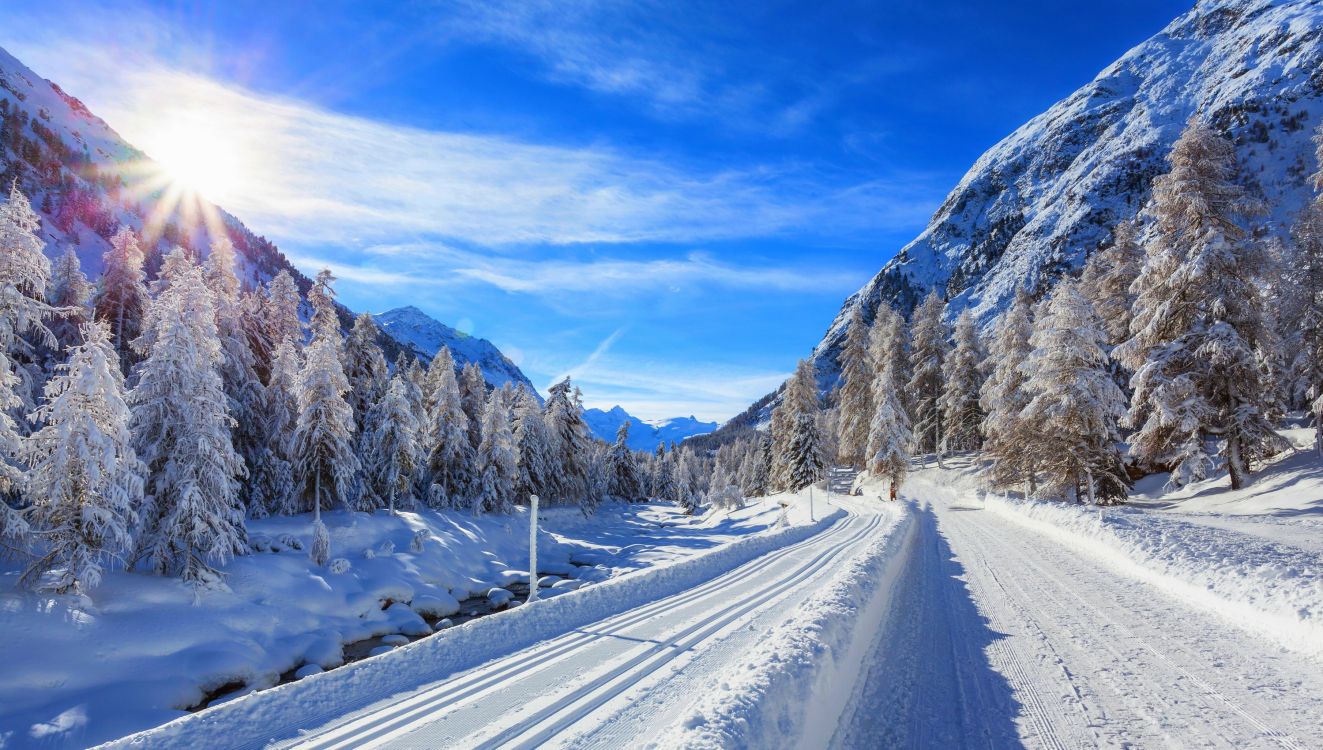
0, 45, 526, 389
373, 306, 536, 393
582, 405, 718, 451
729, 0, 1323, 431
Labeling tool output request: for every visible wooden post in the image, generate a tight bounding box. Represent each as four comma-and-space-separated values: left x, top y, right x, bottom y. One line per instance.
527, 494, 539, 603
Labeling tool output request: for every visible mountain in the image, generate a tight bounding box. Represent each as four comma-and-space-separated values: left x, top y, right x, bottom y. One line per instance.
724, 0, 1323, 433
582, 405, 718, 451
373, 306, 537, 394
0, 45, 516, 383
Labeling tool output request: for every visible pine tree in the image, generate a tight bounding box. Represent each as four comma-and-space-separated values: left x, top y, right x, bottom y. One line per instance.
362, 375, 419, 514
263, 270, 303, 349
906, 291, 947, 461
0, 351, 27, 553
22, 321, 143, 593
290, 270, 359, 536
1081, 218, 1144, 350
474, 386, 517, 514
980, 287, 1037, 492
544, 378, 592, 511
1115, 120, 1286, 489
772, 359, 824, 491
344, 313, 388, 438
868, 305, 909, 416
834, 306, 873, 467
1291, 123, 1323, 454
512, 385, 552, 504
95, 227, 150, 376
130, 260, 247, 584
46, 245, 92, 353
868, 364, 911, 499
459, 362, 487, 453
249, 340, 301, 517
672, 448, 700, 513
939, 309, 984, 452
420, 346, 473, 507
1022, 281, 1130, 504
0, 181, 57, 411
205, 238, 264, 513
608, 421, 643, 501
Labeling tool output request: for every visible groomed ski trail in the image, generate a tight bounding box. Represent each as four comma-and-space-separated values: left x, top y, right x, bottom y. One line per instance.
834, 488, 1323, 749
277, 496, 892, 750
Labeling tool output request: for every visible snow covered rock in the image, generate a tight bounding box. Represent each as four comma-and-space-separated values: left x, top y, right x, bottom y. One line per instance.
293, 664, 323, 680
536, 575, 563, 588
367, 645, 395, 658
383, 602, 432, 637
410, 593, 461, 619
380, 634, 410, 647
486, 588, 514, 608
550, 579, 585, 591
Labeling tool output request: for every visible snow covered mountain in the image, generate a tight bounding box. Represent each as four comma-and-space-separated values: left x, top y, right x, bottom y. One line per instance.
732, 0, 1323, 427
373, 306, 537, 393
582, 405, 718, 450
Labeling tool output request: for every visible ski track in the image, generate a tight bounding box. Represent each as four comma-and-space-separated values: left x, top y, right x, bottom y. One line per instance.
277, 498, 886, 750
835, 493, 1323, 749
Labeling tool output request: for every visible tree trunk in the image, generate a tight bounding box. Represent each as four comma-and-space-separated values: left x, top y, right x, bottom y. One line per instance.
1085, 467, 1096, 506
314, 470, 322, 523
1227, 434, 1245, 490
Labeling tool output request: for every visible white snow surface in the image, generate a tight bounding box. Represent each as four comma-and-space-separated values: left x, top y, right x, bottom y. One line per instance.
1, 498, 815, 749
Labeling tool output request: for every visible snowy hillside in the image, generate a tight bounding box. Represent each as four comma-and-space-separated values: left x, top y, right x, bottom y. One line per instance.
583, 405, 718, 450
797, 0, 1323, 396
372, 306, 536, 394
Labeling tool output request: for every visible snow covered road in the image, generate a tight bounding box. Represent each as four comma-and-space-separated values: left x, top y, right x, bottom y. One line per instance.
267, 500, 888, 749
836, 490, 1323, 749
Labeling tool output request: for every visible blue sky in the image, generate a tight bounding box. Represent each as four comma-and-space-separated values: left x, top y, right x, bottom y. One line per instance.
0, 0, 1189, 421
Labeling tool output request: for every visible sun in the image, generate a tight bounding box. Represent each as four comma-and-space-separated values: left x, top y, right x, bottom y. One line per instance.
142, 115, 243, 204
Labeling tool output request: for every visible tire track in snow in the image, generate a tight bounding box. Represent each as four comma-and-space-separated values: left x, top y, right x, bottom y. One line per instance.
287, 509, 882, 749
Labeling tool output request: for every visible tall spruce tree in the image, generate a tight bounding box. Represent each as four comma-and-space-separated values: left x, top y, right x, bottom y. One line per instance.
980, 287, 1037, 493
362, 375, 420, 514
1022, 281, 1130, 504
290, 270, 358, 564
1292, 123, 1323, 454
773, 359, 824, 491
22, 321, 143, 593
475, 386, 518, 514
906, 291, 947, 462
1115, 120, 1286, 489
544, 378, 592, 510
130, 259, 247, 584
95, 227, 150, 375
0, 182, 57, 411
512, 386, 553, 504
834, 306, 873, 467
608, 421, 643, 501
939, 309, 985, 453
421, 347, 473, 507
868, 363, 911, 499
46, 245, 92, 354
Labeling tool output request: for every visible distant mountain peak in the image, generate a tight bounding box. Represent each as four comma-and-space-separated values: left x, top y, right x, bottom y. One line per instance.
582, 405, 717, 451
373, 306, 536, 395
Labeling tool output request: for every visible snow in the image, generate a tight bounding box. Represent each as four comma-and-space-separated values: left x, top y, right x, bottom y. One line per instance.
0, 495, 826, 748
665, 496, 913, 750
87, 491, 841, 749
372, 306, 535, 394
903, 459, 1323, 660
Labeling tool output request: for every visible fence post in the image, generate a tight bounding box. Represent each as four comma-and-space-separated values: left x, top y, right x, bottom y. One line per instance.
527, 494, 539, 603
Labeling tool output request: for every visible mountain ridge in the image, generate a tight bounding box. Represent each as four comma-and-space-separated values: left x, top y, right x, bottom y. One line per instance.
582, 405, 718, 451
721, 0, 1323, 434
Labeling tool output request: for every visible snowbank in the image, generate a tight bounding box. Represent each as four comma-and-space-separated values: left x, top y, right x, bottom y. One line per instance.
1, 495, 815, 749
661, 500, 916, 749
911, 469, 1323, 659
93, 502, 845, 749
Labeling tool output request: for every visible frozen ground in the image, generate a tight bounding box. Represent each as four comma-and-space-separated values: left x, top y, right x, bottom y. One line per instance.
9, 449, 1323, 749
0, 496, 820, 749
834, 463, 1323, 749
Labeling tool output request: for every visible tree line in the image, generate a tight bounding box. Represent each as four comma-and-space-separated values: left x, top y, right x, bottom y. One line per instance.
767, 119, 1323, 505
0, 184, 758, 594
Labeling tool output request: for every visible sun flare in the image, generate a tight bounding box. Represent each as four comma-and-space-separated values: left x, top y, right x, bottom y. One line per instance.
140, 114, 244, 204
